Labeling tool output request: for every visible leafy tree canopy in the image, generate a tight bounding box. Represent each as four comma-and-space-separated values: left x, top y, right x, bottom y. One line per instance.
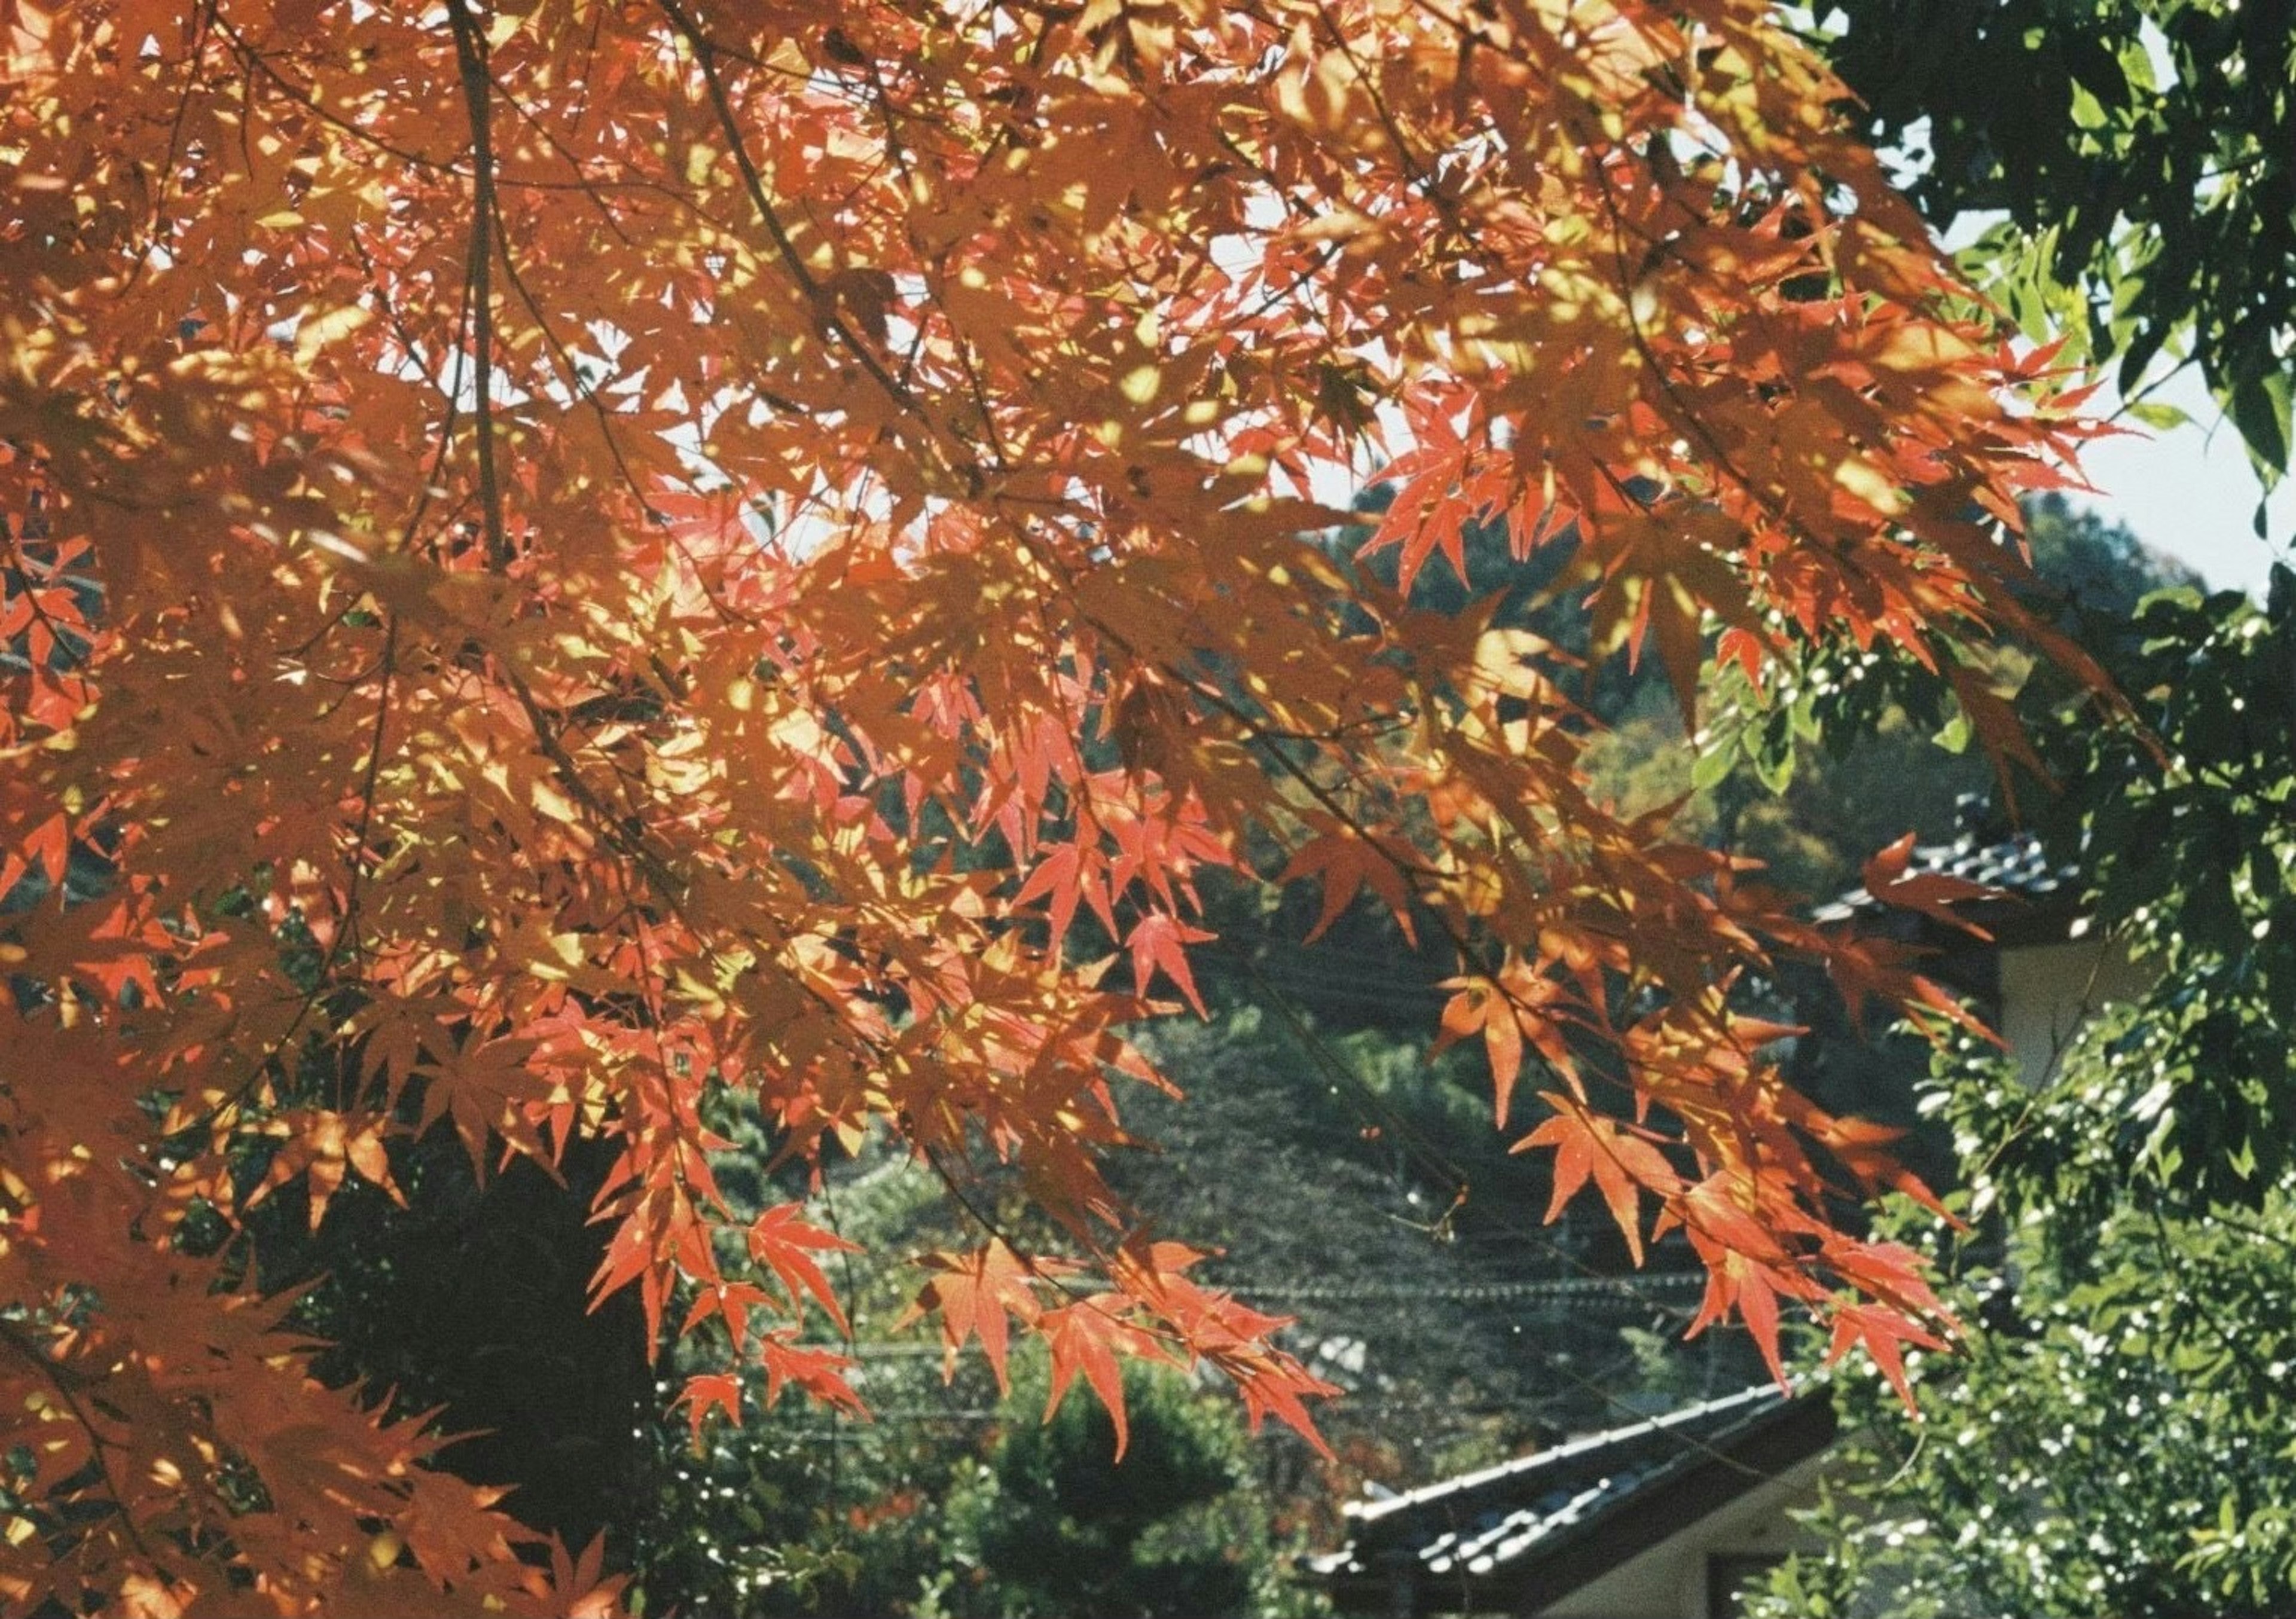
1816, 0, 2296, 487
0, 2, 2111, 1611
1757, 566, 2296, 1616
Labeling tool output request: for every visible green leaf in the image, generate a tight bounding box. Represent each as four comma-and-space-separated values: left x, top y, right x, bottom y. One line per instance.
2123, 399, 2188, 432
2225, 368, 2292, 481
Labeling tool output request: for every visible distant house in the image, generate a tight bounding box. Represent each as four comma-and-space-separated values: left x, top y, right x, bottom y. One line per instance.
1314, 822, 2146, 1618
1810, 807, 2150, 1086
1310, 1385, 1837, 1618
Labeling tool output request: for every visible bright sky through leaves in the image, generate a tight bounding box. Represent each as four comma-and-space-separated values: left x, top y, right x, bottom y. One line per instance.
2079, 367, 2295, 594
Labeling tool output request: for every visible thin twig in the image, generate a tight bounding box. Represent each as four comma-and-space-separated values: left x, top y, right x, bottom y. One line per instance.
444, 0, 514, 572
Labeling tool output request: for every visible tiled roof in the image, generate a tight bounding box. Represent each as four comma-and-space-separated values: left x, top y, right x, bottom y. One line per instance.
1311, 1385, 1828, 1597
1810, 830, 2075, 925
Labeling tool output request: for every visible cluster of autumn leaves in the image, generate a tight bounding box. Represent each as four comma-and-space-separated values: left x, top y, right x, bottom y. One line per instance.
1, 0, 2108, 1611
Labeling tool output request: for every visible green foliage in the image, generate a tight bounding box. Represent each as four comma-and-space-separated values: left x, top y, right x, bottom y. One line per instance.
2019, 570, 2296, 1210
1750, 570, 2296, 1616
929, 1361, 1313, 1619
1592, 497, 2194, 900
2025, 495, 2205, 625
1817, 0, 2296, 490
628, 1382, 938, 1617
623, 1139, 967, 1617
621, 1115, 1320, 1618
1754, 1056, 2296, 1618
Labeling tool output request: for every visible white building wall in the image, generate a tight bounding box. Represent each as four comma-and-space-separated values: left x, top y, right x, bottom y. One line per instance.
1997, 935, 2154, 1086
1534, 1453, 1833, 1619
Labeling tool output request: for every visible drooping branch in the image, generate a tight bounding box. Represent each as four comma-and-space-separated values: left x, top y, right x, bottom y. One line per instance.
444, 0, 513, 573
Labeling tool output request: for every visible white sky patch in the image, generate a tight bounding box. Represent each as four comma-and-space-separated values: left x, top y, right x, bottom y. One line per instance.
2076, 368, 2292, 595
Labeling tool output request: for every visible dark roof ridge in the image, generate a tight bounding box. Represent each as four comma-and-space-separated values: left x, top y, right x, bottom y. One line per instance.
1312, 1382, 1842, 1609
1342, 1382, 1787, 1525
1810, 827, 2078, 926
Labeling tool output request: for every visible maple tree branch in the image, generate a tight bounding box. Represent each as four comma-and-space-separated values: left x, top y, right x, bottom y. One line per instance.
480, 68, 639, 249
343, 225, 481, 559
484, 198, 657, 518
168, 618, 401, 1143
342, 615, 401, 961
277, 596, 365, 666
347, 226, 455, 406
212, 13, 456, 173
490, 661, 891, 1126
132, 0, 224, 289
1180, 679, 1730, 1203
1075, 615, 1680, 1148
1586, 160, 1897, 618
915, 1144, 1187, 1351
445, 0, 514, 573
1, 526, 86, 680
956, 349, 1015, 471
1180, 677, 1438, 882
1041, 592, 1638, 1140
435, 6, 714, 933
502, 671, 681, 897
1307, 0, 1434, 194
215, 7, 756, 236
145, 16, 529, 1147
0, 1320, 158, 1562
609, 866, 733, 1230
836, 538, 1723, 1271
651, 4, 854, 314
655, 0, 963, 470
